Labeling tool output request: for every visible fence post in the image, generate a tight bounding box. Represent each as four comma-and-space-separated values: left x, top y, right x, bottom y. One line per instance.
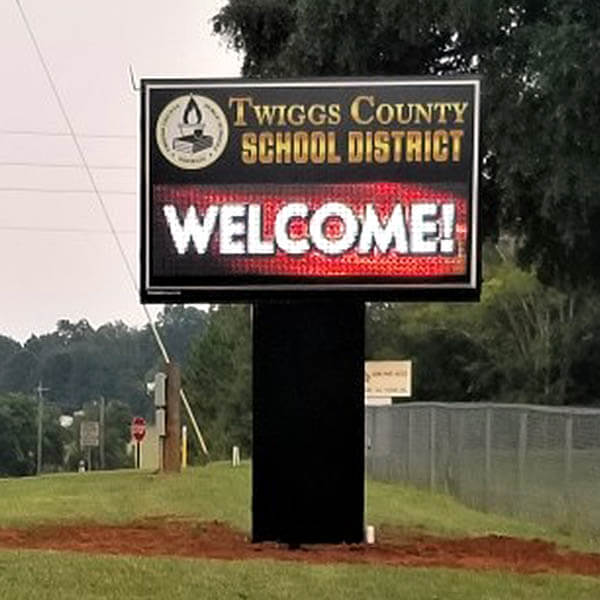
429, 406, 436, 491
565, 413, 573, 515
406, 407, 413, 482
371, 407, 378, 479
485, 407, 492, 511
517, 410, 528, 514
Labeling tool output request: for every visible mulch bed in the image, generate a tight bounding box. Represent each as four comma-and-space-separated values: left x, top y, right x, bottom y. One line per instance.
1, 519, 599, 576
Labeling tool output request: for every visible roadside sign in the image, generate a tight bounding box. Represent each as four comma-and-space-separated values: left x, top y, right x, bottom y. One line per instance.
141, 77, 481, 302
131, 416, 146, 442
80, 421, 100, 448
365, 360, 412, 398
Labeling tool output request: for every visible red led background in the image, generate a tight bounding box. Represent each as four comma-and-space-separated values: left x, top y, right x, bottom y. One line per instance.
153, 182, 468, 278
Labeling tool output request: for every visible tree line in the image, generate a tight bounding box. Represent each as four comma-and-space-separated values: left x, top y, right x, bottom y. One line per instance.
1, 0, 598, 473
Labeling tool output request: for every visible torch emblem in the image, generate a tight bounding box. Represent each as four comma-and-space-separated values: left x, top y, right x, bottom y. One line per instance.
156, 94, 229, 170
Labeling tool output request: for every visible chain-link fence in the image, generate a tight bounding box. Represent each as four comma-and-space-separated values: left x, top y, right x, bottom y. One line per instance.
366, 402, 600, 534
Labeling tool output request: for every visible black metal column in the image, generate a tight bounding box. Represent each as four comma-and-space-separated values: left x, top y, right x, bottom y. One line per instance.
252, 300, 364, 544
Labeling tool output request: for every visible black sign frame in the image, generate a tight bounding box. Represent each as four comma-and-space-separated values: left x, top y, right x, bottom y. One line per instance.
141, 76, 481, 303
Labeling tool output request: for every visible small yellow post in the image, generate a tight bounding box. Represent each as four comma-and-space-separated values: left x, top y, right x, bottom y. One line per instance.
181, 425, 188, 470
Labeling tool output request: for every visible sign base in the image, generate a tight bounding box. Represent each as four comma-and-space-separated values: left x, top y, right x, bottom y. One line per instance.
252, 300, 365, 544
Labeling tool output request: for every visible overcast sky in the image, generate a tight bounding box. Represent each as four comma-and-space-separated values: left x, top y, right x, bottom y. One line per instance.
0, 0, 242, 342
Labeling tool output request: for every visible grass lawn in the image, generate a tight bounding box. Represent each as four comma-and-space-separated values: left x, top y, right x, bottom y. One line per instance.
1, 462, 597, 551
2, 550, 600, 600
1, 463, 600, 599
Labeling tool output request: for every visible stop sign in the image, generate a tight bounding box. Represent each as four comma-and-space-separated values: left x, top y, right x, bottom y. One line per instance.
131, 416, 146, 442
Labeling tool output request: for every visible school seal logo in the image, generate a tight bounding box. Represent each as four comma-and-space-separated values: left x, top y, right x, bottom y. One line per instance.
155, 94, 228, 170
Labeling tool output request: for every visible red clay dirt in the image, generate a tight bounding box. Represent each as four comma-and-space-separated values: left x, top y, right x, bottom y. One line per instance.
1, 519, 599, 576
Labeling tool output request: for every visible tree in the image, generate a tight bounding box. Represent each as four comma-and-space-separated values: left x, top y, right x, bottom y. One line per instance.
155, 305, 209, 365
0, 393, 66, 477
65, 399, 133, 471
0, 307, 208, 418
0, 335, 20, 372
184, 305, 251, 459
366, 247, 600, 405
214, 0, 600, 288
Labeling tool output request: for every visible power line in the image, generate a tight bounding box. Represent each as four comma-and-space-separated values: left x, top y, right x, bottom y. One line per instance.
0, 128, 135, 140
0, 161, 135, 170
0, 186, 136, 195
15, 0, 209, 457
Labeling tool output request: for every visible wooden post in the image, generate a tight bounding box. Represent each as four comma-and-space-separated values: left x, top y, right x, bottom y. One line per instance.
163, 363, 182, 472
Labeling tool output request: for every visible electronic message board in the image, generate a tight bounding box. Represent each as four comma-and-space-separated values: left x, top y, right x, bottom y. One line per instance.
141, 78, 480, 302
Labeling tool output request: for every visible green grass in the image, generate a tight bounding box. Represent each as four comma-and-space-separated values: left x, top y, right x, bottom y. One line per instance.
1, 461, 598, 551
1, 549, 600, 600
367, 479, 600, 552
0, 463, 252, 531
1, 463, 600, 598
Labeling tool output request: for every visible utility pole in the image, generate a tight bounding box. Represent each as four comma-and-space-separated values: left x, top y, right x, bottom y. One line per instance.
35, 381, 49, 475
99, 396, 106, 470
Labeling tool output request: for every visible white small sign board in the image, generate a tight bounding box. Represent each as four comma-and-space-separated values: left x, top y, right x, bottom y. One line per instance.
80, 421, 100, 448
365, 361, 412, 399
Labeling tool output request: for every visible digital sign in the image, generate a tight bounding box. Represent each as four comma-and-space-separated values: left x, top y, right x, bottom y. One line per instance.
141, 78, 480, 302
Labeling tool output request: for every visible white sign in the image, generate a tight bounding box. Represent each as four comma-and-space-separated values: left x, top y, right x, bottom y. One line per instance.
365, 361, 412, 398
80, 421, 100, 448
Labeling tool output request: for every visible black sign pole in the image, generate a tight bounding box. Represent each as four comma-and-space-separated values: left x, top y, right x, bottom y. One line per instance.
252, 299, 365, 545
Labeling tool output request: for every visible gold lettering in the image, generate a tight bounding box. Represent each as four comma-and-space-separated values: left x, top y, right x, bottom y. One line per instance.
415, 103, 433, 124
348, 131, 364, 162
394, 104, 413, 125
229, 96, 253, 127
275, 131, 292, 163
364, 131, 373, 163
287, 104, 306, 126
328, 104, 342, 125
373, 131, 390, 163
241, 132, 257, 164
453, 102, 469, 124
258, 132, 274, 163
449, 129, 464, 161
375, 103, 394, 125
350, 96, 374, 125
432, 130, 449, 161
423, 131, 432, 162
435, 103, 451, 124
253, 104, 285, 126
390, 131, 405, 161
405, 131, 422, 162
310, 132, 327, 164
327, 132, 342, 163
293, 132, 309, 163
307, 104, 326, 126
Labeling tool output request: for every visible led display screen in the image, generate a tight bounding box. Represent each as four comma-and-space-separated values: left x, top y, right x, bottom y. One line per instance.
141, 78, 480, 302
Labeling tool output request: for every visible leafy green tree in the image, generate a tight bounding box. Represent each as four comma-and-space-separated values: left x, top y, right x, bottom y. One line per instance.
0, 306, 208, 418
366, 249, 600, 405
213, 0, 600, 408
0, 393, 66, 477
0, 335, 20, 372
184, 305, 251, 459
65, 399, 133, 471
214, 0, 600, 287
